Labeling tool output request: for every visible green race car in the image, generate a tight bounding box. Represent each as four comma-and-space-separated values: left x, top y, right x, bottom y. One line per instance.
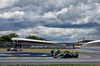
51, 49, 78, 58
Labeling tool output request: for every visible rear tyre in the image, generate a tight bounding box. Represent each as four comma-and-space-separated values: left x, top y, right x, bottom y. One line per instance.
7, 48, 10, 51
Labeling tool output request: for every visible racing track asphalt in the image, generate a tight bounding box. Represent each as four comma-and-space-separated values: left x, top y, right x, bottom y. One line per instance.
0, 49, 100, 64
0, 51, 51, 57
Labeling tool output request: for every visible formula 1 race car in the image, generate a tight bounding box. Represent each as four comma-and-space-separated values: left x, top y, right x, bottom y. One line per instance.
51, 49, 78, 58
7, 48, 17, 51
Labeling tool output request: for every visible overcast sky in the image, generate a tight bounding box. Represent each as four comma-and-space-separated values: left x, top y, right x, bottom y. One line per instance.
0, 0, 100, 42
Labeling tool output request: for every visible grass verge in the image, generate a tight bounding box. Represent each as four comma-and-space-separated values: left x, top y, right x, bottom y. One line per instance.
23, 49, 84, 53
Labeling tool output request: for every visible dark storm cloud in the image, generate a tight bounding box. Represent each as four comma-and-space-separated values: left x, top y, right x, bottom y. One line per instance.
0, 20, 38, 31
43, 22, 100, 28
0, 0, 97, 29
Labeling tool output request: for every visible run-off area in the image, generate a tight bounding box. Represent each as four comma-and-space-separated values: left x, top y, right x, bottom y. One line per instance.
0, 51, 51, 57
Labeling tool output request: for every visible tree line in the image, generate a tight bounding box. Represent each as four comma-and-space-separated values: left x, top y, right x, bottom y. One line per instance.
0, 33, 49, 42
